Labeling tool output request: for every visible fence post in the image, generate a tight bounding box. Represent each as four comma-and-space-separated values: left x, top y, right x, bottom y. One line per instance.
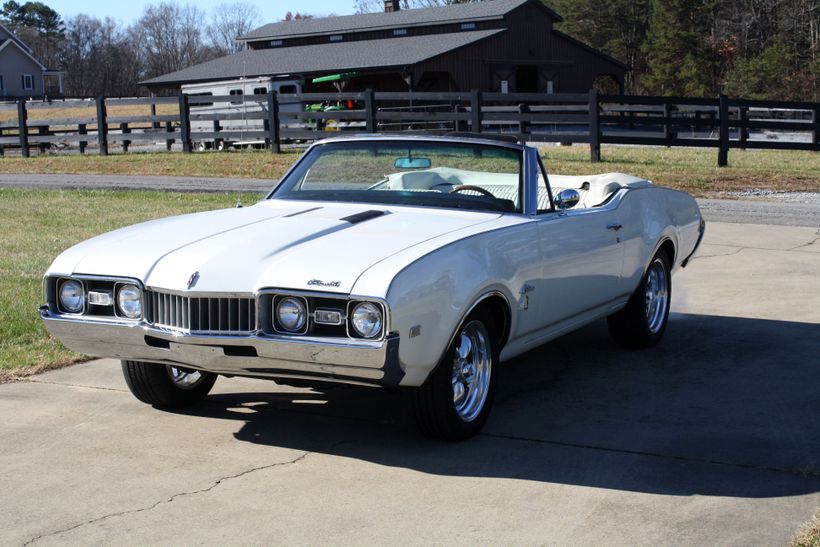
17, 99, 29, 158
470, 89, 482, 133
454, 104, 465, 132
37, 125, 48, 154
266, 89, 280, 153
518, 103, 530, 139
78, 123, 87, 154
120, 122, 131, 152
95, 96, 107, 156
718, 94, 729, 167
178, 92, 191, 153
150, 101, 160, 130
812, 107, 819, 151
588, 89, 600, 162
739, 106, 748, 150
165, 121, 174, 151
663, 102, 671, 147
364, 88, 376, 133
0, 128, 4, 156
212, 120, 221, 151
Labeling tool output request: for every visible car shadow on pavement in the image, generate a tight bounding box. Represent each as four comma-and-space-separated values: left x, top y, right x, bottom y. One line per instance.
166, 313, 820, 498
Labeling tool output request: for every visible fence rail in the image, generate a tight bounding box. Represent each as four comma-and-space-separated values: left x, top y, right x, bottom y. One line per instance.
0, 90, 817, 165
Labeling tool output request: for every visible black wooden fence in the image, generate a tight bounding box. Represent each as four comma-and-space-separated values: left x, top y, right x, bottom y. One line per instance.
1, 90, 817, 166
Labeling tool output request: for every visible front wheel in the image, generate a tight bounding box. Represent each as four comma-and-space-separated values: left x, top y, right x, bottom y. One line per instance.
412, 309, 498, 441
607, 250, 671, 348
121, 361, 217, 407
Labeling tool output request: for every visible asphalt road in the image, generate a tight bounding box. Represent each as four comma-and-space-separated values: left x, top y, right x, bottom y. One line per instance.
1, 173, 819, 227
1, 221, 819, 545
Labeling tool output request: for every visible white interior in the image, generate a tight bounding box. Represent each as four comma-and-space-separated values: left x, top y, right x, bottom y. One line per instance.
383, 167, 650, 209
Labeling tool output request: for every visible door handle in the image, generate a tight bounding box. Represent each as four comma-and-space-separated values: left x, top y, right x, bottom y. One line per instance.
607, 223, 623, 231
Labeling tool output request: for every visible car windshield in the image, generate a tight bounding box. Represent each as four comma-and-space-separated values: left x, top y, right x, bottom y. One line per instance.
269, 140, 522, 213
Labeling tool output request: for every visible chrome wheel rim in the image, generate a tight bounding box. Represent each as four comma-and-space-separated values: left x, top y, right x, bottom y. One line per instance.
645, 259, 669, 334
451, 320, 492, 422
167, 366, 203, 390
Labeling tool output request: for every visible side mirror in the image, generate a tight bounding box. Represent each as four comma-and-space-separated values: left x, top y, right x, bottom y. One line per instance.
554, 188, 580, 211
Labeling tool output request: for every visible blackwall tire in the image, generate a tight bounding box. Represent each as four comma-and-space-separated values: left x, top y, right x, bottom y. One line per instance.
121, 361, 216, 408
412, 308, 498, 441
607, 250, 672, 349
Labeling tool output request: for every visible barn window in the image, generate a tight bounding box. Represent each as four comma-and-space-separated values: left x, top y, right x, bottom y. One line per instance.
188, 92, 213, 107
22, 74, 33, 90
270, 40, 283, 47
229, 88, 244, 104
393, 28, 407, 36
253, 87, 267, 95
460, 22, 476, 30
0, 75, 4, 91
278, 85, 297, 94
330, 34, 343, 42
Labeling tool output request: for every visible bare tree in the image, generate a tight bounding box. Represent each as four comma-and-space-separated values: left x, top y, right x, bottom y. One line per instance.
206, 2, 260, 55
136, 2, 213, 80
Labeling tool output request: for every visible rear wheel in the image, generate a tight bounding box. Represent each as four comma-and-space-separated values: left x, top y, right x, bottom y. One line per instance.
607, 250, 671, 348
412, 309, 498, 441
121, 361, 216, 407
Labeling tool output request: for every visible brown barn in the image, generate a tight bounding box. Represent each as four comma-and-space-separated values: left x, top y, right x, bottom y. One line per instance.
142, 0, 627, 95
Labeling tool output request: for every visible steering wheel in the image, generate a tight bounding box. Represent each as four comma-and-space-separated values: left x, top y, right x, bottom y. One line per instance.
449, 185, 496, 198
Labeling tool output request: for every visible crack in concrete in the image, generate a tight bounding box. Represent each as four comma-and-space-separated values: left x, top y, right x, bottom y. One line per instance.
21, 445, 330, 546
480, 431, 820, 480
788, 236, 820, 251
25, 379, 127, 393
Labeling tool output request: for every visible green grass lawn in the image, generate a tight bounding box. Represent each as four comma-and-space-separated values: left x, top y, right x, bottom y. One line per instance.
1, 145, 818, 196
0, 189, 261, 380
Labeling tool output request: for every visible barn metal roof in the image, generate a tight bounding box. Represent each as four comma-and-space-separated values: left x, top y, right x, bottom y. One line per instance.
240, 0, 562, 42
142, 29, 504, 86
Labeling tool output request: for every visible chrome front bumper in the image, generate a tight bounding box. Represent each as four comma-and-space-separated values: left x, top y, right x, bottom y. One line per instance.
40, 307, 403, 387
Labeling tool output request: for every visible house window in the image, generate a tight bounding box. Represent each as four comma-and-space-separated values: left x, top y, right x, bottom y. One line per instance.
270, 40, 282, 47
393, 28, 407, 36
229, 88, 243, 105
460, 22, 476, 30
329, 34, 343, 42
22, 74, 33, 90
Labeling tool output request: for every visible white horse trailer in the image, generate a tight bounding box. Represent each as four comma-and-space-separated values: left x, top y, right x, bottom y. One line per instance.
182, 77, 303, 150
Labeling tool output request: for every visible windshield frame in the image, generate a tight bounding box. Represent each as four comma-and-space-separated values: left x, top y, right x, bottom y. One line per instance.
265, 137, 525, 214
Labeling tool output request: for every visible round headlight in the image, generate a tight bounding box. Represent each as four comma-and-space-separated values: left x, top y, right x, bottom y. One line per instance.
117, 284, 142, 319
59, 279, 84, 313
277, 297, 307, 332
351, 302, 382, 339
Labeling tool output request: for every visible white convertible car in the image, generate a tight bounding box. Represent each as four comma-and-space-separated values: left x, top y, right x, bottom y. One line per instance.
41, 135, 704, 440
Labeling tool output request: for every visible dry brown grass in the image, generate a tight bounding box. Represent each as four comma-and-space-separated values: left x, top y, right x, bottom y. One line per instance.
0, 102, 177, 130
792, 510, 820, 547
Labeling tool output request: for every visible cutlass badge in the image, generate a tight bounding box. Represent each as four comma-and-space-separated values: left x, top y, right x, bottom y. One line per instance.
308, 279, 341, 288
187, 271, 200, 289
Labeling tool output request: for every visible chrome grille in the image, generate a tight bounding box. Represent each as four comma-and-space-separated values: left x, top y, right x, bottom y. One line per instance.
146, 290, 256, 335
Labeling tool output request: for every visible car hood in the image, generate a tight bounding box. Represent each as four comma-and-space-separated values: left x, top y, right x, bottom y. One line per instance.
50, 199, 500, 295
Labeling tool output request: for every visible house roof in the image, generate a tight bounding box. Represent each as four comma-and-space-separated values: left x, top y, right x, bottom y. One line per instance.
142, 28, 504, 86
0, 21, 33, 53
0, 36, 46, 70
239, 0, 560, 42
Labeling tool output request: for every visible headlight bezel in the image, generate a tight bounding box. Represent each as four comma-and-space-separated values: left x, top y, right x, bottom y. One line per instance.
274, 295, 309, 334
50, 275, 144, 321
57, 278, 85, 314
115, 283, 143, 319
347, 300, 385, 340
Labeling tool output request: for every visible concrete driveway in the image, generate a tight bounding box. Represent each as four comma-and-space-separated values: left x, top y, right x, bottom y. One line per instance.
2, 220, 819, 546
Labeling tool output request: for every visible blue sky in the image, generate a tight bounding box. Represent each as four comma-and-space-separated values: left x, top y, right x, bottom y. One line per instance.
45, 1, 359, 26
